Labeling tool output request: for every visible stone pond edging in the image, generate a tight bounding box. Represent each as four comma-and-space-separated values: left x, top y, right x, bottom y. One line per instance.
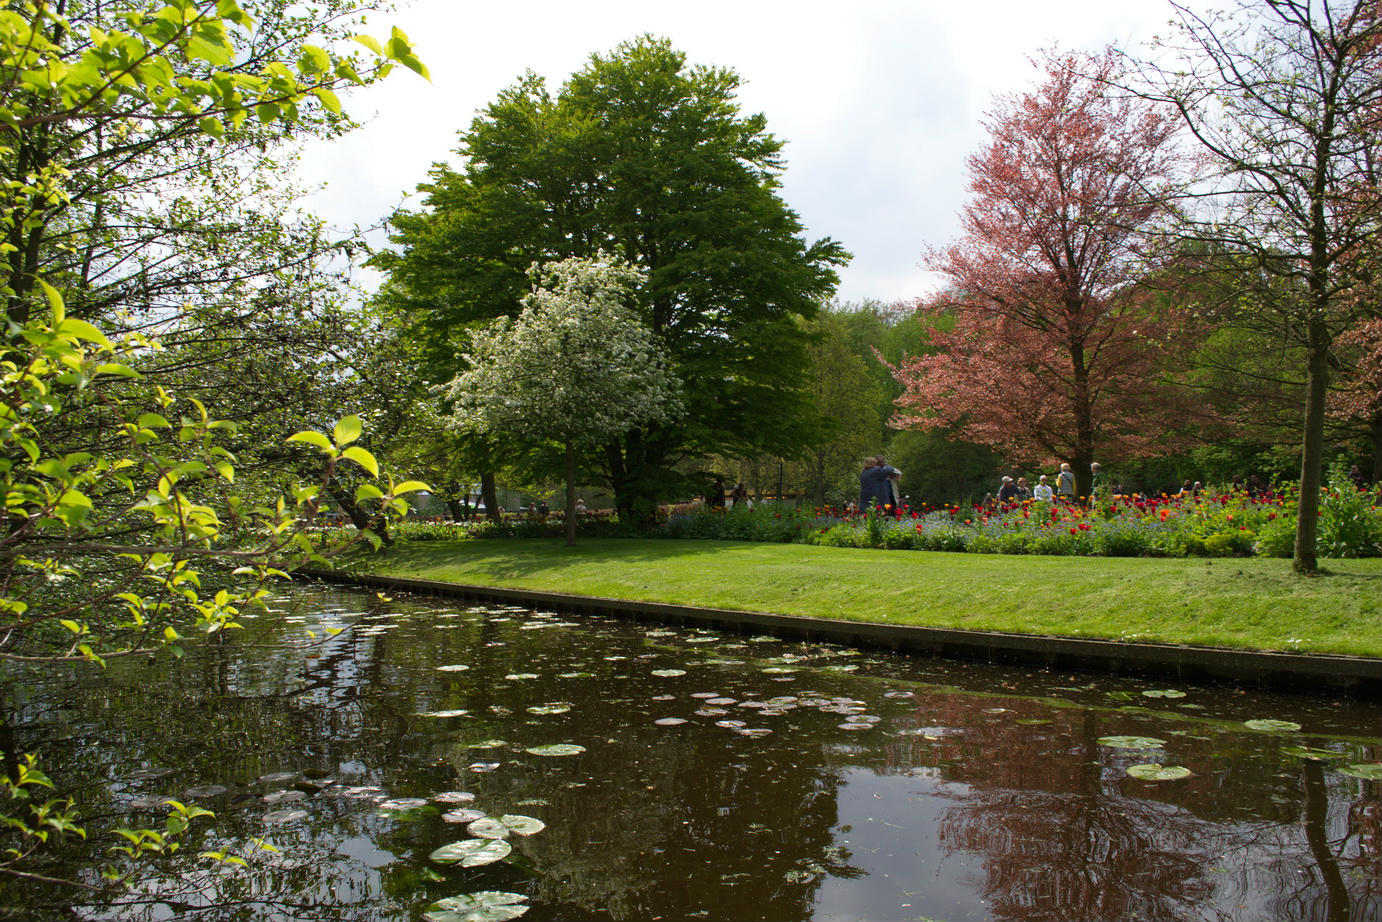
304, 569, 1382, 699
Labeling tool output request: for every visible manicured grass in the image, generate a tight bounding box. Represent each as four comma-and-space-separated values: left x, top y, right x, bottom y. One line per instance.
355, 538, 1382, 658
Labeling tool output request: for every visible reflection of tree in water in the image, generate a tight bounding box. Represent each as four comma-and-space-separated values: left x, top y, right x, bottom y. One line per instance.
9, 589, 864, 921
892, 693, 1381, 922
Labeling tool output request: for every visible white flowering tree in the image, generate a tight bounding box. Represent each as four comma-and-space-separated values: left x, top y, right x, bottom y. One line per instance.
444, 255, 683, 544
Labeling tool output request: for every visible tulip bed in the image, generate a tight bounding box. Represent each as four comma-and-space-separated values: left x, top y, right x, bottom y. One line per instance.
661, 481, 1382, 558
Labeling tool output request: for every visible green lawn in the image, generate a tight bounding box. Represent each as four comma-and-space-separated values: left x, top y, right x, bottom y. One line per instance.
354, 538, 1382, 658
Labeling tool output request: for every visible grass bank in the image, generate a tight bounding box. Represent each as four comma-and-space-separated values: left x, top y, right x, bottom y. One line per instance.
351, 538, 1382, 658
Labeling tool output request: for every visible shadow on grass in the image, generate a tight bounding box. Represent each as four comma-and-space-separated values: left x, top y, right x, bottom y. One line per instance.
373, 537, 747, 580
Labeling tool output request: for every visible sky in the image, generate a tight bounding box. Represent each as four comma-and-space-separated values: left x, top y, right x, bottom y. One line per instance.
297, 0, 1179, 305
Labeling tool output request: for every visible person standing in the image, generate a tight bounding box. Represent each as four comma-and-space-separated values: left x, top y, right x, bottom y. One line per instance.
859, 456, 901, 511
1033, 474, 1054, 502
707, 477, 726, 510
1015, 476, 1032, 501
730, 482, 749, 508
1088, 462, 1103, 505
1056, 463, 1076, 503
997, 476, 1018, 503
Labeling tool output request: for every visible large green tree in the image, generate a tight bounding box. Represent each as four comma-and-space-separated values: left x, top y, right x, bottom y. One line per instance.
374, 35, 848, 520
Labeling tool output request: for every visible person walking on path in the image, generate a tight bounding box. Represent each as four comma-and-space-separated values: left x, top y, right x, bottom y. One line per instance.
859, 456, 901, 511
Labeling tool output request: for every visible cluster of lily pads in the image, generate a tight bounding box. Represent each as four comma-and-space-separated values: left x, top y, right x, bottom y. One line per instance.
425, 794, 546, 921
1097, 711, 1382, 782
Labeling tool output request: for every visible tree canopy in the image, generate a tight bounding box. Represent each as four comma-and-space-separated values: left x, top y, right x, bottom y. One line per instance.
889, 52, 1195, 499
374, 35, 848, 519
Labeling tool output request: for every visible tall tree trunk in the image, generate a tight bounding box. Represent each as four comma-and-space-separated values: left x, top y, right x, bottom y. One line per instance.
480, 471, 500, 523
1369, 405, 1382, 484
1294, 322, 1330, 573
565, 439, 577, 547
1070, 339, 1095, 499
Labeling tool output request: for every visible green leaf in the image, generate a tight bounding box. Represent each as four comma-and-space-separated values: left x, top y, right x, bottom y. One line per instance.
353, 34, 384, 55
340, 445, 378, 477
333, 415, 363, 446
56, 317, 112, 347
312, 86, 342, 115
95, 363, 138, 378
286, 430, 333, 451
393, 480, 429, 494
38, 280, 65, 324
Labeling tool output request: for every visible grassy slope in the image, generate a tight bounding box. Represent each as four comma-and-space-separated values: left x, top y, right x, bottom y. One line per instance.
358, 538, 1382, 657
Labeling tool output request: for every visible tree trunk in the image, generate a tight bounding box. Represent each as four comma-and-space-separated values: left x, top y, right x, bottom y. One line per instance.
480, 471, 500, 523
330, 485, 391, 546
1070, 339, 1095, 499
1369, 405, 1382, 485
1294, 323, 1330, 573
565, 439, 577, 547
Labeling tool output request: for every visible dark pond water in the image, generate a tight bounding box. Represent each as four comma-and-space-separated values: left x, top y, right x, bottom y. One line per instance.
4, 584, 1381, 922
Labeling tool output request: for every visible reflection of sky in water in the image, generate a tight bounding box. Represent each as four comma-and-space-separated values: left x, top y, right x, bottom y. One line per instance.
8, 585, 1381, 922
817, 773, 987, 922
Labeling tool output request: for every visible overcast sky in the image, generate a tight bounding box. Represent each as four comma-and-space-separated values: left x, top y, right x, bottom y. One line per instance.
298, 0, 1178, 305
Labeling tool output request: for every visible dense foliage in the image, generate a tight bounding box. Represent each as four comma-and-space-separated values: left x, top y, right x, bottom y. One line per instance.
374, 35, 848, 519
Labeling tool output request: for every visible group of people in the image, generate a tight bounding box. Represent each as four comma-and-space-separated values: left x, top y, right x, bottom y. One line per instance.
987, 461, 1090, 507
706, 477, 754, 510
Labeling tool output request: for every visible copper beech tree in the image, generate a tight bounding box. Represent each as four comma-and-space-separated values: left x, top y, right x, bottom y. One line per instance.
888, 53, 1199, 499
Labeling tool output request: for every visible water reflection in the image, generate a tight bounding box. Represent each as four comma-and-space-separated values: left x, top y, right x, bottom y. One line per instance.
1, 585, 1379, 921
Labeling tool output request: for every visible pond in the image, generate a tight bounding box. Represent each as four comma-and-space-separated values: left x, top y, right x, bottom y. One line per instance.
4, 583, 1381, 922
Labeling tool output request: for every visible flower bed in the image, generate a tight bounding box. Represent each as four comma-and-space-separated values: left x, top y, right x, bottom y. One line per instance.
659, 477, 1382, 558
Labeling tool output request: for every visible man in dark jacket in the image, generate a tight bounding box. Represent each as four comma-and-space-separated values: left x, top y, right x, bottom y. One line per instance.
859, 456, 901, 511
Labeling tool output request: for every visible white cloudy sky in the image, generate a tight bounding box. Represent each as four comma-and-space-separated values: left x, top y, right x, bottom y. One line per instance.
298, 0, 1178, 304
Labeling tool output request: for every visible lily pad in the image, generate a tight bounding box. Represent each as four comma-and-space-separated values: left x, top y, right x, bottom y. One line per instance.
1141, 689, 1187, 699
436, 664, 471, 672
257, 771, 299, 784
1284, 746, 1348, 760
424, 891, 529, 922
1340, 764, 1382, 781
263, 789, 306, 805
379, 797, 429, 812
654, 717, 687, 726
527, 705, 571, 715
468, 814, 546, 839
442, 809, 486, 824
651, 669, 687, 677
468, 762, 502, 773
1244, 719, 1302, 732
430, 838, 512, 867
184, 785, 228, 798
1126, 763, 1193, 781
1096, 736, 1166, 750
503, 673, 539, 681
417, 709, 470, 718
433, 791, 476, 804
264, 808, 308, 824
466, 817, 512, 839
524, 744, 585, 757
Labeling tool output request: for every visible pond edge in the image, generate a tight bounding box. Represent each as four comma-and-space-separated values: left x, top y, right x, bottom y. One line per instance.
303, 569, 1382, 699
